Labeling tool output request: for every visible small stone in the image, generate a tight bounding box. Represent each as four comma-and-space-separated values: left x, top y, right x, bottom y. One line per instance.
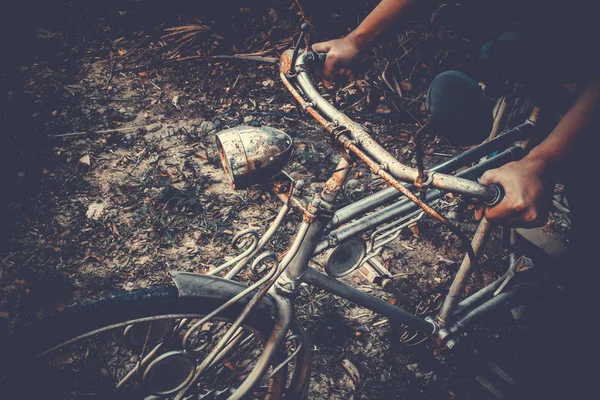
16, 171, 26, 178
99, 368, 109, 377
243, 115, 254, 123
52, 110, 58, 117
143, 112, 150, 119
78, 154, 91, 167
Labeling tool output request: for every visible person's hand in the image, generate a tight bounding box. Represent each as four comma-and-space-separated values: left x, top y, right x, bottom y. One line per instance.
475, 156, 554, 228
312, 35, 366, 88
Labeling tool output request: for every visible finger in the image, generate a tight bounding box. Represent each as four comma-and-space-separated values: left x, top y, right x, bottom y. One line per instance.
474, 205, 485, 221
311, 41, 332, 53
322, 56, 338, 88
478, 170, 498, 185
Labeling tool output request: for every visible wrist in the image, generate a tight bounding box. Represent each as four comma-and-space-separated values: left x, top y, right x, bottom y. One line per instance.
347, 29, 371, 51
522, 152, 552, 176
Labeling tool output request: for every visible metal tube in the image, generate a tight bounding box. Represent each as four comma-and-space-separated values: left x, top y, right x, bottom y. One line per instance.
331, 125, 530, 227
303, 267, 436, 333
437, 218, 494, 325
225, 204, 290, 279
228, 290, 294, 400
451, 274, 507, 317
315, 146, 524, 255
451, 283, 538, 331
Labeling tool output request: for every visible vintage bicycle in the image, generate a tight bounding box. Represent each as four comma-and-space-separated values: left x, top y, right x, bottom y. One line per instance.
0, 28, 553, 399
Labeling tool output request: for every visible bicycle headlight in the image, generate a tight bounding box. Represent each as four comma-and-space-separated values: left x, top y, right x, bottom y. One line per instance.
216, 125, 293, 189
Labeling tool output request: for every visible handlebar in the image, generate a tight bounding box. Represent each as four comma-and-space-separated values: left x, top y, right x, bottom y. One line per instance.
280, 49, 507, 206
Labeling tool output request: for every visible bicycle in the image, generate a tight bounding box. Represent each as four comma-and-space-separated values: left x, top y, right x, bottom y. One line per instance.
0, 32, 550, 399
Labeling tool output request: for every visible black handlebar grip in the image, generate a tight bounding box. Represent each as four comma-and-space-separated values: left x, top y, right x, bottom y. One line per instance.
484, 184, 504, 207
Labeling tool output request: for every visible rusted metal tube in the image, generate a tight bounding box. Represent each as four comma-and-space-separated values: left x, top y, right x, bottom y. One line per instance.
321, 157, 352, 203
437, 218, 494, 325
292, 55, 499, 201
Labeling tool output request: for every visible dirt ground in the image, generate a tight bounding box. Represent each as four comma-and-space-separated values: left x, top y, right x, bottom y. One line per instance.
0, 1, 552, 399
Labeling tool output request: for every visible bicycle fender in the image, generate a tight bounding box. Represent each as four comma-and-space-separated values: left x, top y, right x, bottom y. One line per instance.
170, 271, 278, 316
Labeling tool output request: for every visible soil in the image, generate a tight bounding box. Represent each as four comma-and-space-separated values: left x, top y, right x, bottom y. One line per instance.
0, 1, 557, 399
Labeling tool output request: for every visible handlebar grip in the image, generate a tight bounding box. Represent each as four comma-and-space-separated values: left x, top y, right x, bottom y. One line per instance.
313, 52, 327, 63
484, 184, 504, 207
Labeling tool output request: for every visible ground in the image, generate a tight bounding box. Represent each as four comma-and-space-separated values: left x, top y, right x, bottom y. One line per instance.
0, 1, 554, 399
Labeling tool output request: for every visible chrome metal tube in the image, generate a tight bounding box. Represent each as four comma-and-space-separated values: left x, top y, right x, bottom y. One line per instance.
228, 290, 294, 400
303, 266, 436, 333
451, 283, 539, 331
451, 274, 507, 317
315, 146, 524, 255
225, 204, 291, 279
331, 126, 530, 227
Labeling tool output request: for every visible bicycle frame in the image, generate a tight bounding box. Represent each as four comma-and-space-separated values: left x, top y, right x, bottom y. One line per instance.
173, 48, 543, 399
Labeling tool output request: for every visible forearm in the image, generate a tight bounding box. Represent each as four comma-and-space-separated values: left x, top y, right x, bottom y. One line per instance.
348, 0, 418, 49
528, 73, 600, 169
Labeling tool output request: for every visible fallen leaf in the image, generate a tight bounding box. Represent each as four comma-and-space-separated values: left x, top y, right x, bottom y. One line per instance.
138, 71, 148, 77
341, 359, 360, 384
117, 49, 126, 56
0, 311, 9, 319
86, 202, 106, 220
224, 360, 237, 372
53, 301, 66, 312
400, 79, 413, 92
375, 104, 392, 114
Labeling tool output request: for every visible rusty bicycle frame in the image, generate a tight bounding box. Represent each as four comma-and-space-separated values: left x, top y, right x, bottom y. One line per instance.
169, 48, 542, 399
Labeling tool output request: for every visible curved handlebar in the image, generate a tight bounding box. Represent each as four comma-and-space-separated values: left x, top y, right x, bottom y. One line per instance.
281, 49, 506, 204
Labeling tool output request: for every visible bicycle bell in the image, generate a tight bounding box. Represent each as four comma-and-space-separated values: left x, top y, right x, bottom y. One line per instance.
216, 125, 293, 189
325, 237, 368, 278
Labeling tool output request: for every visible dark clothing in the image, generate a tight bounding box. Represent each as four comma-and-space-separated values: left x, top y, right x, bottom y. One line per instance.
424, 3, 598, 396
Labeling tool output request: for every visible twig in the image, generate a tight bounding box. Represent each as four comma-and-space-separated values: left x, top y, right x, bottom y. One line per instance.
128, 149, 147, 175
105, 61, 116, 87
212, 55, 278, 64
51, 124, 159, 138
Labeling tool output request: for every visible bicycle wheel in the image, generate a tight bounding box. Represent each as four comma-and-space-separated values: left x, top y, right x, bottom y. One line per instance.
0, 285, 290, 399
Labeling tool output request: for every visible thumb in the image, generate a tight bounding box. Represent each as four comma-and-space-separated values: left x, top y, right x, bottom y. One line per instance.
312, 41, 332, 53
478, 169, 499, 185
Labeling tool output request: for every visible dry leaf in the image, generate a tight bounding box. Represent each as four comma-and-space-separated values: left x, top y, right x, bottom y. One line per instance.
341, 359, 360, 384
117, 49, 127, 56
400, 79, 413, 92
138, 71, 148, 77
53, 301, 66, 312
0, 311, 9, 319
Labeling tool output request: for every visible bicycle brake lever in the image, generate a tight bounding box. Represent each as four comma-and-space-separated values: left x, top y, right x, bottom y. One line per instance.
291, 23, 310, 74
